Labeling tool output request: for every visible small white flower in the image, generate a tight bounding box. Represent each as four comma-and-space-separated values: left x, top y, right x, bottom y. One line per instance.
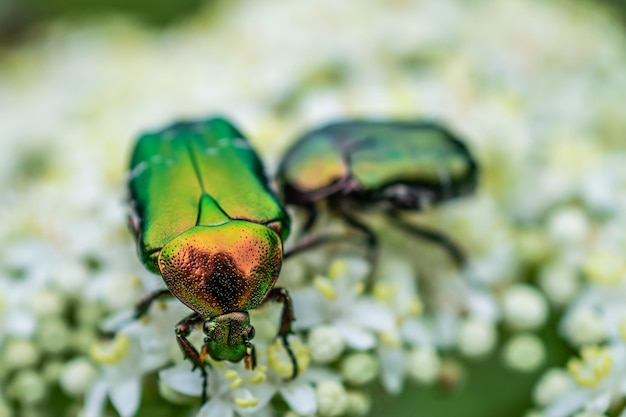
502, 334, 546, 373
292, 259, 394, 350
542, 345, 626, 417
407, 347, 441, 384
85, 331, 169, 417
60, 357, 99, 397
307, 325, 345, 364
340, 353, 379, 386
457, 317, 497, 358
534, 368, 574, 407
316, 380, 348, 417
502, 284, 548, 331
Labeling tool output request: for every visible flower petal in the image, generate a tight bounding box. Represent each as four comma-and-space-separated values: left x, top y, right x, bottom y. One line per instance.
348, 299, 394, 331
83, 380, 108, 417
198, 399, 235, 417
544, 388, 590, 417
303, 367, 341, 384
292, 288, 326, 329
401, 318, 434, 347
110, 378, 141, 417
247, 383, 277, 410
279, 382, 317, 416
378, 346, 406, 395
159, 363, 204, 397
336, 321, 376, 350
586, 392, 611, 412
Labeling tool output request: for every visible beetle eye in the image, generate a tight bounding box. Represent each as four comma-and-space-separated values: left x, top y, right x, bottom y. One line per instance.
247, 326, 255, 340
203, 321, 210, 335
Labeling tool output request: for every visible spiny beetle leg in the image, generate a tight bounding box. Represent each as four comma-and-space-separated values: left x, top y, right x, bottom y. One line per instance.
175, 313, 209, 403
134, 288, 173, 319
387, 212, 467, 269
339, 211, 379, 292
102, 288, 173, 337
262, 287, 298, 381
283, 234, 362, 259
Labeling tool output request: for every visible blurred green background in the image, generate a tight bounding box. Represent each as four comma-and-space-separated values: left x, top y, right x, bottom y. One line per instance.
0, 0, 625, 47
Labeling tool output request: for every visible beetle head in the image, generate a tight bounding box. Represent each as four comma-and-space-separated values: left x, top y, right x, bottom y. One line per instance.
203, 311, 255, 363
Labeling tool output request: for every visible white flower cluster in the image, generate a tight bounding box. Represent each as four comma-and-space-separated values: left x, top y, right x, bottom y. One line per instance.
1, 0, 625, 416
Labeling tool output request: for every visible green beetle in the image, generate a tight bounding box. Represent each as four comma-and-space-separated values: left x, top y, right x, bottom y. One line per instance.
277, 120, 478, 283
127, 117, 297, 400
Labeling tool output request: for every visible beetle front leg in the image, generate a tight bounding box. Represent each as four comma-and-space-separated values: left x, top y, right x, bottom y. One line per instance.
244, 342, 257, 370
387, 212, 466, 269
176, 313, 209, 403
262, 287, 298, 381
103, 288, 173, 336
134, 288, 173, 319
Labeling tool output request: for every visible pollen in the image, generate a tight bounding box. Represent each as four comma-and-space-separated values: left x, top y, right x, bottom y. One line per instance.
314, 276, 337, 300
248, 371, 266, 385
89, 335, 130, 365
584, 250, 626, 286
379, 331, 402, 348
373, 283, 397, 304
406, 296, 424, 316
224, 369, 239, 380
267, 339, 311, 378
230, 377, 243, 390
567, 346, 613, 388
234, 396, 259, 408
328, 260, 349, 280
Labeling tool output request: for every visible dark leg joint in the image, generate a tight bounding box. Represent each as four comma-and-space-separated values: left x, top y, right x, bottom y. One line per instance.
175, 313, 208, 403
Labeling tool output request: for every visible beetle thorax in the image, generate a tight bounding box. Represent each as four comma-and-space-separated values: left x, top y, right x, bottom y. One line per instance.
157, 222, 283, 317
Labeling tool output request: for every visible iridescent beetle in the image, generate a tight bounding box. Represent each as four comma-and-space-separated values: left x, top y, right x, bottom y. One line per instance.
277, 120, 478, 287
126, 118, 297, 401
125, 117, 478, 401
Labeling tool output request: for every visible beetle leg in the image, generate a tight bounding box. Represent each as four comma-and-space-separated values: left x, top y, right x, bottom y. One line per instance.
262, 287, 298, 381
339, 211, 379, 291
244, 342, 257, 370
387, 212, 466, 269
283, 234, 362, 259
103, 288, 173, 337
175, 313, 209, 403
133, 288, 173, 319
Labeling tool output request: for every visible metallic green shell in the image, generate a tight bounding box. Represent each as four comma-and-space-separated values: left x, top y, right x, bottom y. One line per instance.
128, 117, 290, 273
278, 120, 477, 205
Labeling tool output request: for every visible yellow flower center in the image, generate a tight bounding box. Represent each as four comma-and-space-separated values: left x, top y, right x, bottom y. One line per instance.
314, 276, 337, 300
328, 260, 349, 280
234, 397, 259, 408
267, 339, 310, 378
584, 250, 626, 286
90, 334, 130, 365
374, 283, 398, 304
567, 345, 613, 388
